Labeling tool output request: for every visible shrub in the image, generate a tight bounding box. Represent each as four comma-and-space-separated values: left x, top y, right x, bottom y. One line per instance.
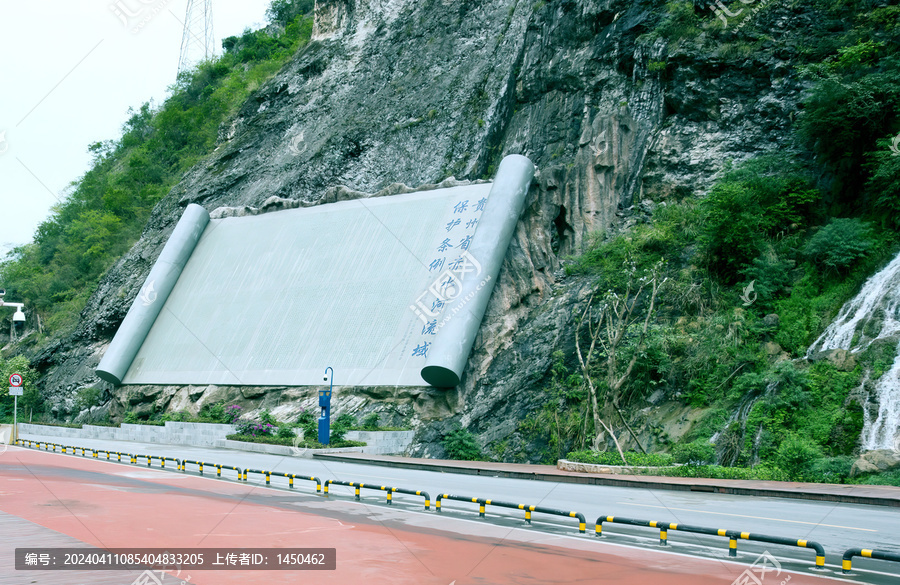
807, 456, 854, 484
330, 413, 356, 443
224, 404, 242, 423
296, 409, 317, 439
804, 218, 873, 271
654, 464, 789, 481
361, 412, 380, 430
74, 387, 103, 413
850, 469, 900, 487
226, 434, 365, 449
199, 401, 225, 422
698, 159, 819, 283
672, 441, 716, 465
442, 427, 483, 461
775, 435, 822, 480
566, 450, 674, 467
233, 419, 276, 437
123, 411, 138, 424
275, 425, 296, 439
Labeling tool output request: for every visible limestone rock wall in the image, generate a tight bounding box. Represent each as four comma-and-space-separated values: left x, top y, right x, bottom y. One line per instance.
29, 0, 805, 460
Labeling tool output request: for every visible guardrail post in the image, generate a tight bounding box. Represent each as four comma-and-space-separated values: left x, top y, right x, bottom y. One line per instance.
478, 499, 486, 518
265, 471, 270, 485
386, 489, 393, 505
653, 521, 668, 546
840, 548, 900, 574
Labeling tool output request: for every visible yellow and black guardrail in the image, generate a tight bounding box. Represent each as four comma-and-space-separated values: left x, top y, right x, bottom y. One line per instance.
324, 480, 430, 509
182, 459, 216, 476
437, 493, 586, 533
842, 547, 900, 574
595, 515, 825, 568
215, 464, 243, 480
243, 469, 322, 492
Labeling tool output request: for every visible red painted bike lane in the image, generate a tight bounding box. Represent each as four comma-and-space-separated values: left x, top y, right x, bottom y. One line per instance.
0, 447, 844, 584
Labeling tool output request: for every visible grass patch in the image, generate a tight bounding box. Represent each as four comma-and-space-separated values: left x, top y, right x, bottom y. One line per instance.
566, 450, 674, 467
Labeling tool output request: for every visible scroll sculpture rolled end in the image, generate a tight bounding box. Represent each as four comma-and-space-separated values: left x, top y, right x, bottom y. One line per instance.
421, 365, 460, 388
421, 154, 535, 388
96, 203, 210, 386
96, 369, 122, 386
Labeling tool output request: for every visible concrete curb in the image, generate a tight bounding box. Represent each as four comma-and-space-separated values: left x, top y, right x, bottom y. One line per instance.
313, 453, 900, 508
556, 459, 673, 475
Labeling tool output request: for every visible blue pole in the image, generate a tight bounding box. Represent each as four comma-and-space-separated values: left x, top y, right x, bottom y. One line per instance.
318, 367, 333, 444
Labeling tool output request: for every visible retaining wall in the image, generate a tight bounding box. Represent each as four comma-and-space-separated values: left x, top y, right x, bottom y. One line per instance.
18, 422, 236, 447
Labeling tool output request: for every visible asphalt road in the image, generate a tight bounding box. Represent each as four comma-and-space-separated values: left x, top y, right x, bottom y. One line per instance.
7, 435, 900, 583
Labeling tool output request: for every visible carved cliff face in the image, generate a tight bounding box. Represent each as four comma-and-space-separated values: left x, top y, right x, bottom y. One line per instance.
34, 0, 803, 458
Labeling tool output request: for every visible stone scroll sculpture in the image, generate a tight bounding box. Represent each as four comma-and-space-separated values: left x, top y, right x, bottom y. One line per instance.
96, 155, 534, 388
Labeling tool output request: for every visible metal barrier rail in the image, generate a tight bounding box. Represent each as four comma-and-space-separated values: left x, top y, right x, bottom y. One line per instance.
182, 460, 212, 475
325, 480, 430, 509
438, 494, 586, 533
243, 469, 321, 492
142, 455, 181, 469
595, 516, 825, 567
214, 464, 243, 480
595, 515, 677, 545
737, 532, 825, 569
842, 548, 900, 574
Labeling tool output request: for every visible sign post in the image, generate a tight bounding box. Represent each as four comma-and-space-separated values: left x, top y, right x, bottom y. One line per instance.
318, 367, 333, 445
9, 374, 23, 442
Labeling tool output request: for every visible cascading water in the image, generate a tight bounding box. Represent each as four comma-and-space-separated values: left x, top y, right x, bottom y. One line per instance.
710, 381, 777, 465
807, 252, 900, 450
860, 355, 900, 450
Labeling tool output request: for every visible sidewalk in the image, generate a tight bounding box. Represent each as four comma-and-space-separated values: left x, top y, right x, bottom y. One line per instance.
313, 452, 900, 508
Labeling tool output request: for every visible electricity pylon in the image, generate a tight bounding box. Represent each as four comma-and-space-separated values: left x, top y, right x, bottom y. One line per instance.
177, 0, 214, 76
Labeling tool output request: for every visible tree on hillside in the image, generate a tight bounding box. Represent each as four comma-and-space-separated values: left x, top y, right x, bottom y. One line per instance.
575, 261, 666, 462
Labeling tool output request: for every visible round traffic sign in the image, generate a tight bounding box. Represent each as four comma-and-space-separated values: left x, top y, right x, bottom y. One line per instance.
9, 374, 23, 387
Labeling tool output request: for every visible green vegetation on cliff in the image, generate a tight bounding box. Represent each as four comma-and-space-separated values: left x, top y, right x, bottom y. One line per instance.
0, 4, 314, 341
515, 0, 900, 483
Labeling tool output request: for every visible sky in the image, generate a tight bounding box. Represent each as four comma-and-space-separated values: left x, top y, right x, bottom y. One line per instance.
0, 0, 275, 257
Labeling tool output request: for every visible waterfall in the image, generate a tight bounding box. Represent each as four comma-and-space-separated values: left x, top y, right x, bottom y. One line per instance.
861, 354, 900, 450
711, 381, 777, 465
807, 253, 900, 355
807, 251, 900, 450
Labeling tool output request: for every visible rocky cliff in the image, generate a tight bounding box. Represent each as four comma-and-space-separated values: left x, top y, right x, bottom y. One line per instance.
31, 0, 806, 458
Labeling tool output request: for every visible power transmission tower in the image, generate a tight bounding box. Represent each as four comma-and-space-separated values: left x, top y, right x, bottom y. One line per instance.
178, 0, 214, 76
